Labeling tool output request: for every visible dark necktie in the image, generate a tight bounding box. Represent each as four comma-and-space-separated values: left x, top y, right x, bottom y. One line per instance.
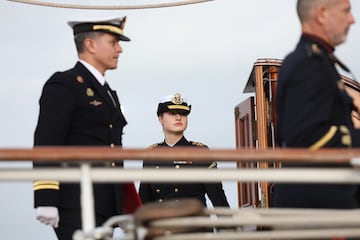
104, 82, 116, 107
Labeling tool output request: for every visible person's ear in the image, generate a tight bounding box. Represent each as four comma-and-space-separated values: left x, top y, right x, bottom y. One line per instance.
84, 38, 96, 54
158, 116, 164, 126
316, 5, 328, 25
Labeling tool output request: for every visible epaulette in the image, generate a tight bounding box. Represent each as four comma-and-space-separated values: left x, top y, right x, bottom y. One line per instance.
147, 143, 161, 149
191, 141, 207, 147
305, 43, 325, 59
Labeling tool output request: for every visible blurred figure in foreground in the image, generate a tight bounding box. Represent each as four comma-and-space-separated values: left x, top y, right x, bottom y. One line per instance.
273, 0, 359, 209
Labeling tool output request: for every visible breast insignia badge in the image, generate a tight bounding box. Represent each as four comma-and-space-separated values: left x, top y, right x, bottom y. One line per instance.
86, 88, 94, 97
89, 100, 102, 106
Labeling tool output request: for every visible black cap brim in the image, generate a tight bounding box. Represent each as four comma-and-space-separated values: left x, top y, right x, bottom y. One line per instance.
71, 22, 131, 41
117, 34, 130, 41
157, 103, 191, 116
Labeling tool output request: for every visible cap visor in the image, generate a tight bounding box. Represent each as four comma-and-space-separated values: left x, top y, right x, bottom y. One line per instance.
168, 109, 190, 115
118, 34, 130, 41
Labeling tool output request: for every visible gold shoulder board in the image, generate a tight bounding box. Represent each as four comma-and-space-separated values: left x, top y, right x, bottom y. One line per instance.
147, 143, 160, 149
191, 141, 206, 147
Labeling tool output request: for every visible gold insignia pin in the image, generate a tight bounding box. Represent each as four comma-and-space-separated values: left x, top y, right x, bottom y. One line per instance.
342, 135, 352, 147
340, 125, 350, 134
339, 125, 351, 147
76, 75, 84, 83
89, 100, 102, 106
171, 93, 183, 104
192, 141, 205, 147
147, 143, 159, 149
311, 44, 321, 54
86, 88, 94, 97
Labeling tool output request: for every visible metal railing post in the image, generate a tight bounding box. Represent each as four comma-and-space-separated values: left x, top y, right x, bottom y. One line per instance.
80, 163, 95, 235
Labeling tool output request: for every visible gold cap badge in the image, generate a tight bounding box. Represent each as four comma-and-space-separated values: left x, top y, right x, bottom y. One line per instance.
171, 93, 183, 104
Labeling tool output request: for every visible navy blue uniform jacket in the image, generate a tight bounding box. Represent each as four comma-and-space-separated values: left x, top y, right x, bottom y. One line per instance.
139, 136, 229, 207
272, 34, 360, 209
33, 62, 127, 218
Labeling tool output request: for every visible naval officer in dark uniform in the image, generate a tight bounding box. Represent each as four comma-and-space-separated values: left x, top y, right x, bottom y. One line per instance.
33, 16, 139, 240
272, 0, 359, 209
139, 93, 229, 207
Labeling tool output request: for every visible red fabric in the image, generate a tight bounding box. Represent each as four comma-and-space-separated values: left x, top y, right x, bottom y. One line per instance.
122, 182, 142, 214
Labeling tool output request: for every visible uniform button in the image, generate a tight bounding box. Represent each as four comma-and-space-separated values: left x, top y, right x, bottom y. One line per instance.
159, 199, 163, 202
156, 189, 160, 193
110, 143, 115, 148
156, 166, 160, 169
175, 165, 180, 169
109, 124, 113, 128
111, 162, 115, 167
174, 188, 179, 193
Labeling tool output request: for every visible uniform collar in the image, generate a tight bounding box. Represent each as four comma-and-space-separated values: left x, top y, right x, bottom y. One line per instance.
301, 33, 335, 53
164, 136, 188, 147
78, 60, 106, 86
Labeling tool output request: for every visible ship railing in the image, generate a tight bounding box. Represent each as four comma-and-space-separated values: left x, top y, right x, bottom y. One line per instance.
1, 147, 360, 240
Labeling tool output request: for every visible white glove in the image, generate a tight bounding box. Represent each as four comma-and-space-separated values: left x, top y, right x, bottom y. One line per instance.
36, 206, 59, 228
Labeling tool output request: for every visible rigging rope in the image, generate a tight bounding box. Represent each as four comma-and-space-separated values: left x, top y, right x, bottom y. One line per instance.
7, 0, 213, 10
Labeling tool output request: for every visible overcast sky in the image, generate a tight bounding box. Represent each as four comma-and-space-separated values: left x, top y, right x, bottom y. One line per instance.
1, 0, 360, 239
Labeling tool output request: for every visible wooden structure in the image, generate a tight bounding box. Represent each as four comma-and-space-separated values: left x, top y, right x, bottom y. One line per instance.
235, 58, 281, 208
343, 75, 360, 128
234, 58, 360, 208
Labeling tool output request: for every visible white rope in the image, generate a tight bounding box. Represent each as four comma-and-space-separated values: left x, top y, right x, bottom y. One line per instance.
7, 0, 214, 10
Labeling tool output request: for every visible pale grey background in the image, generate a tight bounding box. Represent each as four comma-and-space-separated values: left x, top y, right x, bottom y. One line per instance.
1, 0, 360, 239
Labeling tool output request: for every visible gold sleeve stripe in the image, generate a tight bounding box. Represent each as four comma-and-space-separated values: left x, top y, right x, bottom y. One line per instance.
33, 180, 60, 191
34, 184, 60, 191
34, 180, 59, 186
309, 126, 337, 150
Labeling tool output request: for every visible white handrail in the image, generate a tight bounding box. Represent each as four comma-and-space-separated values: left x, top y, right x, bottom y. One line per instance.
0, 168, 359, 183
1, 147, 360, 239
80, 163, 96, 234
